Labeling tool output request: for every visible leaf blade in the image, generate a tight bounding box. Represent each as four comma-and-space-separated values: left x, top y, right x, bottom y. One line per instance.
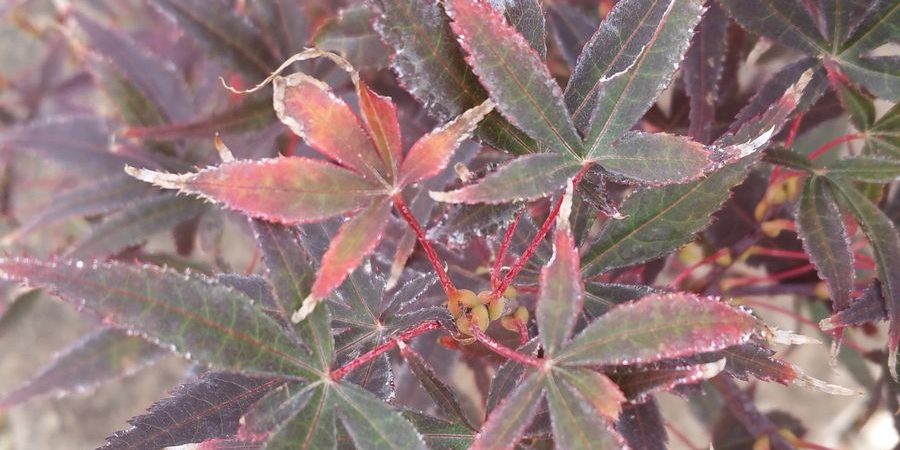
593, 132, 710, 184
472, 370, 544, 450
557, 293, 759, 367
545, 371, 627, 450
333, 381, 428, 450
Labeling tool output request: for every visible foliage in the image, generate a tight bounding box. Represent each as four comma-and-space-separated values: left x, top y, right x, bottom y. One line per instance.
0, 0, 896, 449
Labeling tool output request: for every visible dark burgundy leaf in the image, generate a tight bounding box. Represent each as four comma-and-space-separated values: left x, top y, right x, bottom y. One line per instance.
616, 398, 668, 450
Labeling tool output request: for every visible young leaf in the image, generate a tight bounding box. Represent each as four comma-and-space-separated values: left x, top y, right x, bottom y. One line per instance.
795, 176, 854, 311
683, 0, 729, 144
67, 194, 206, 258
472, 370, 544, 450
431, 153, 583, 204
357, 80, 404, 180
400, 99, 494, 185
371, 0, 540, 155
333, 381, 428, 450
446, 0, 584, 158
0, 328, 166, 408
0, 259, 318, 378
273, 72, 389, 180
103, 372, 285, 449
823, 157, 900, 182
583, 0, 704, 154
545, 371, 627, 450
581, 156, 754, 276
592, 132, 710, 184
830, 179, 900, 375
309, 199, 392, 302
556, 293, 759, 367
537, 185, 582, 357
126, 158, 385, 224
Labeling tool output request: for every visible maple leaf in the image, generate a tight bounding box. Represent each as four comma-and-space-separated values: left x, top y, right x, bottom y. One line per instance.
126, 50, 493, 320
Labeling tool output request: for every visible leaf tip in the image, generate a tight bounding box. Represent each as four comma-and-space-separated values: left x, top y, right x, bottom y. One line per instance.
124, 165, 193, 191
291, 294, 320, 323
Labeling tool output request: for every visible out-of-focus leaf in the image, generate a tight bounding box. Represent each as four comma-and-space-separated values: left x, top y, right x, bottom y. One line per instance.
763, 147, 816, 172
127, 158, 384, 224
718, 0, 827, 54
251, 220, 334, 371
616, 399, 668, 450
824, 158, 900, 182
795, 176, 854, 311
249, 0, 308, 59
835, 81, 876, 130
314, 6, 391, 70
333, 381, 428, 450
67, 194, 207, 258
820, 280, 888, 330
830, 179, 900, 372
400, 100, 493, 186
580, 156, 753, 276
431, 153, 582, 204
151, 0, 277, 80
403, 411, 475, 450
0, 289, 40, 341
546, 4, 597, 69
124, 97, 274, 141
683, 1, 729, 144
565, 0, 682, 132
557, 293, 759, 367
0, 116, 139, 174
102, 372, 284, 449
4, 174, 152, 243
75, 13, 192, 125
720, 343, 798, 385
583, 0, 703, 154
273, 72, 388, 180
593, 132, 710, 184
866, 102, 900, 157
0, 259, 318, 378
472, 370, 544, 450
400, 342, 474, 428
446, 0, 584, 158
432, 202, 521, 245
537, 190, 583, 356
311, 200, 391, 300
371, 0, 539, 155
839, 55, 900, 102
819, 0, 873, 50
0, 328, 166, 408
726, 58, 826, 139
545, 370, 627, 450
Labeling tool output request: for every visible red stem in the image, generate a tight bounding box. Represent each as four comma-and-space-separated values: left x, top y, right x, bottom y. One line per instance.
492, 209, 523, 289
330, 320, 442, 380
490, 167, 588, 300
808, 133, 865, 160
669, 248, 729, 288
726, 263, 816, 289
393, 195, 457, 296
515, 320, 529, 346
751, 247, 810, 260
470, 326, 542, 367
